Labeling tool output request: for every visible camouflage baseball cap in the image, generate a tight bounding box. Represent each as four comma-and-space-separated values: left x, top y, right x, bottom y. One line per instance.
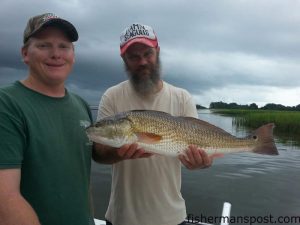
23, 13, 78, 43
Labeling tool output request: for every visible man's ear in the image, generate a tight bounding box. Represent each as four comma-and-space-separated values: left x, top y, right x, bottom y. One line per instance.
156, 46, 160, 54
21, 46, 29, 64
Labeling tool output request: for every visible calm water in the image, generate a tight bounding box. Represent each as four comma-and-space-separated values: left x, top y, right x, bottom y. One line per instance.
90, 109, 300, 224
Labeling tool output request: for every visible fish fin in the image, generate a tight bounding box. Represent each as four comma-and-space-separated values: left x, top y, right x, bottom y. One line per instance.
252, 123, 279, 155
136, 132, 162, 144
178, 116, 232, 135
129, 110, 172, 117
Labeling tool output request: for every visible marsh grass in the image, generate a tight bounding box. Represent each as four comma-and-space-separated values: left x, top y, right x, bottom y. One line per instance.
212, 109, 300, 144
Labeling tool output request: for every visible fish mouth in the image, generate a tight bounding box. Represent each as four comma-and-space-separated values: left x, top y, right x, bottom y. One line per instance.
87, 133, 125, 148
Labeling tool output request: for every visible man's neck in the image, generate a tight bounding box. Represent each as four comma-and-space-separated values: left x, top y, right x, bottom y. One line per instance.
156, 79, 163, 92
21, 76, 65, 97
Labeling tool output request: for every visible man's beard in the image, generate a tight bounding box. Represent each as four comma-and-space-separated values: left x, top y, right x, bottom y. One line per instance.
125, 56, 161, 96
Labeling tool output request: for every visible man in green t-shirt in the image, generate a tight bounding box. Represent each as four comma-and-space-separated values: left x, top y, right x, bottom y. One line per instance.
0, 13, 95, 225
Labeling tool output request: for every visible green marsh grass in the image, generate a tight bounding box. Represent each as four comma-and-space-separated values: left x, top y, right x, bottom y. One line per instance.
212, 109, 300, 144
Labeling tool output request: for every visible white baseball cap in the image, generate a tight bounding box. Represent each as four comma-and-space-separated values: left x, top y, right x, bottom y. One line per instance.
120, 23, 159, 55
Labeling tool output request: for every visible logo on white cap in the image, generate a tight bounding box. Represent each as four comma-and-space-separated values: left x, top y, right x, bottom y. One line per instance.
42, 13, 59, 22
120, 23, 156, 47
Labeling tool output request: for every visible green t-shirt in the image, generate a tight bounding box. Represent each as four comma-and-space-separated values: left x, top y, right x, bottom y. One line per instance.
0, 81, 95, 225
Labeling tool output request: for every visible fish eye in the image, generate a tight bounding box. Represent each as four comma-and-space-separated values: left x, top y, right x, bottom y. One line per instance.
95, 120, 107, 127
252, 135, 257, 140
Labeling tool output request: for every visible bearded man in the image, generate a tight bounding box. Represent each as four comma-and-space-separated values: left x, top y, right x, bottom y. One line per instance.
93, 23, 216, 225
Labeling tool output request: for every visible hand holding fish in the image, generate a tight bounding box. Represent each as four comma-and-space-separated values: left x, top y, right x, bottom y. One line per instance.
179, 145, 223, 170
117, 143, 153, 159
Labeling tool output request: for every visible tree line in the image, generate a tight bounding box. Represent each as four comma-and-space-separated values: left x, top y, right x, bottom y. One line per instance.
196, 102, 300, 111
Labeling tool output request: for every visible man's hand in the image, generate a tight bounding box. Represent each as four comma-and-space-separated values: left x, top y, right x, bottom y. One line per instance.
178, 145, 223, 170
117, 143, 153, 160
93, 143, 152, 164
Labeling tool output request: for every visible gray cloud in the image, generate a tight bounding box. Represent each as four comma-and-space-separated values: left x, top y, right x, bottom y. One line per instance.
1, 0, 300, 107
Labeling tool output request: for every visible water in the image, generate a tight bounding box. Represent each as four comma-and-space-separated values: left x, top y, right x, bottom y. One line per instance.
90, 109, 300, 224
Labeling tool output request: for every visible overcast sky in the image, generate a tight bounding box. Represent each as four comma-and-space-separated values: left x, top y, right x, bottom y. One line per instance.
1, 0, 300, 107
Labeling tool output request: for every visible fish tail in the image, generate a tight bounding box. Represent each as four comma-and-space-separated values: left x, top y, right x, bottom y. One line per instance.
252, 123, 278, 155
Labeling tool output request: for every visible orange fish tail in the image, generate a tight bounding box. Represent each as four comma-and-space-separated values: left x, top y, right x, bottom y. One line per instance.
252, 123, 279, 155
